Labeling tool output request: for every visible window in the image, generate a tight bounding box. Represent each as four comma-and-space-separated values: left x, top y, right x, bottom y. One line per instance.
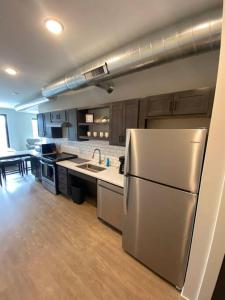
0, 114, 10, 151
32, 118, 38, 138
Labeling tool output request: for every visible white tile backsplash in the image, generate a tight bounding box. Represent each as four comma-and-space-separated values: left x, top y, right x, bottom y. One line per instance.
42, 138, 125, 167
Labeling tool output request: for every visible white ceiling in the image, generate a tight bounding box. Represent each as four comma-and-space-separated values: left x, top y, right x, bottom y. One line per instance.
0, 0, 222, 109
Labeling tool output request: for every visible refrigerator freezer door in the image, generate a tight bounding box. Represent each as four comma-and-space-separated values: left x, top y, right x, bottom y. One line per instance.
126, 129, 207, 193
122, 176, 197, 289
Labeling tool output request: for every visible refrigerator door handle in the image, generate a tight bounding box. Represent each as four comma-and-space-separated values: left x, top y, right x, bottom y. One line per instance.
123, 176, 129, 215
124, 129, 131, 176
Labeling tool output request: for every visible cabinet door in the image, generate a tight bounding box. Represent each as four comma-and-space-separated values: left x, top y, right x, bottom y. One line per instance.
173, 88, 212, 116
109, 100, 139, 146
147, 94, 173, 117
123, 100, 139, 145
51, 110, 67, 123
109, 103, 124, 146
37, 114, 45, 137
44, 113, 52, 138
139, 99, 148, 128
31, 157, 42, 181
67, 109, 78, 141
57, 166, 68, 196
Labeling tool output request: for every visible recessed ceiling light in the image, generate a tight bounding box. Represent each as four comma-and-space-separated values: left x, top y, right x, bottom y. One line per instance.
45, 18, 64, 34
5, 67, 18, 76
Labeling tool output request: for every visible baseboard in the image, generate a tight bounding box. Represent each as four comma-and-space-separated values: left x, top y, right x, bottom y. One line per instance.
181, 294, 190, 300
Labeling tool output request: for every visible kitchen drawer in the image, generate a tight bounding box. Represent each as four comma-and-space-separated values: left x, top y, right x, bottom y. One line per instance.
97, 180, 124, 232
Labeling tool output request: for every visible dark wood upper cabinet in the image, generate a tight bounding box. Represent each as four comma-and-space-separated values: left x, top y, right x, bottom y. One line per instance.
37, 113, 45, 137
44, 113, 52, 138
37, 112, 62, 138
173, 88, 213, 116
147, 94, 174, 117
110, 99, 139, 146
139, 87, 214, 127
67, 109, 78, 141
123, 99, 139, 138
51, 110, 67, 123
109, 102, 124, 146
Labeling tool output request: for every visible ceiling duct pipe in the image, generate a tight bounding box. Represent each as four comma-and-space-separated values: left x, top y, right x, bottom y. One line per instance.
42, 8, 222, 98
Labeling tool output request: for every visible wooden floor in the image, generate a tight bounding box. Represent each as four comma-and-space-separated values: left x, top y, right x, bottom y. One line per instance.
0, 175, 181, 300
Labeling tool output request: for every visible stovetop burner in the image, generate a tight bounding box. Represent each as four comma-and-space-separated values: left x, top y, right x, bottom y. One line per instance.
41, 152, 77, 163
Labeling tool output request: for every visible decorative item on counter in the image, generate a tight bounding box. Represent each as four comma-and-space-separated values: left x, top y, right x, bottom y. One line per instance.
106, 158, 110, 167
85, 113, 94, 123
99, 132, 104, 138
105, 132, 109, 138
95, 116, 110, 124
87, 131, 91, 137
101, 116, 110, 123
93, 131, 97, 137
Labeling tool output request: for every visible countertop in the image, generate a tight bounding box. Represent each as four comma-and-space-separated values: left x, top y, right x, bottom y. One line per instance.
0, 149, 41, 159
57, 159, 124, 188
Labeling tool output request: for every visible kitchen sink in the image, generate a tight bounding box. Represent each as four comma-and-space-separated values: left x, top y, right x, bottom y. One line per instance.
77, 163, 106, 173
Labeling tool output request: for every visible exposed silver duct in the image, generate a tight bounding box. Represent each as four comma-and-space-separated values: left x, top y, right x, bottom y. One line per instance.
42, 8, 222, 98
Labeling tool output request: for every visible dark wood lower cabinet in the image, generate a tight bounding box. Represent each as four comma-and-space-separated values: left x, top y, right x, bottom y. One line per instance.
57, 166, 69, 196
31, 157, 42, 181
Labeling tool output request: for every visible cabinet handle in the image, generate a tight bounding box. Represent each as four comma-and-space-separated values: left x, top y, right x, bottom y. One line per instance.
173, 101, 177, 111
169, 101, 173, 113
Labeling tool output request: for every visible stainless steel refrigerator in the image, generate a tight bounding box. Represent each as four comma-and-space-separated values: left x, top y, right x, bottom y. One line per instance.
122, 129, 207, 289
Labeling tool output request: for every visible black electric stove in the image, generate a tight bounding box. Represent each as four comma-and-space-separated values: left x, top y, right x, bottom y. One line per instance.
41, 152, 78, 164
41, 152, 77, 194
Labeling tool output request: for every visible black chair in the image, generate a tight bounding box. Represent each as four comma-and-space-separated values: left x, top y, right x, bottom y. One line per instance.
21, 156, 32, 175
1, 158, 24, 180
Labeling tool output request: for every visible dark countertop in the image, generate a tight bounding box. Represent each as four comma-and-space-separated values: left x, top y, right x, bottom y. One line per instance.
0, 150, 41, 160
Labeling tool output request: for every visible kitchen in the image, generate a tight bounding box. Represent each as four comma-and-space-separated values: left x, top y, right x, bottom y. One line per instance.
0, 1, 225, 300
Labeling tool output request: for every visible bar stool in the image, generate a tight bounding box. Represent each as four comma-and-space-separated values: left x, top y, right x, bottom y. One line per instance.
1, 158, 24, 180
21, 156, 32, 175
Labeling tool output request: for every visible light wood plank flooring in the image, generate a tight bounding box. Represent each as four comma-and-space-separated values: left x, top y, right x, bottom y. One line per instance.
0, 175, 181, 300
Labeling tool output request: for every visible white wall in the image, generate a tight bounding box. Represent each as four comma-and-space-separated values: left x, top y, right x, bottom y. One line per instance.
39, 50, 219, 112
182, 4, 225, 299
0, 108, 35, 150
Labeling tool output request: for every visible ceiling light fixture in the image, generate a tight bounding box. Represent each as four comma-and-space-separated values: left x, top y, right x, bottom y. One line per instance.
5, 67, 17, 76
45, 18, 64, 34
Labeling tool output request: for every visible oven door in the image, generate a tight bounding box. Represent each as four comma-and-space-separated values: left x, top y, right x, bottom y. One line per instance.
40, 161, 57, 194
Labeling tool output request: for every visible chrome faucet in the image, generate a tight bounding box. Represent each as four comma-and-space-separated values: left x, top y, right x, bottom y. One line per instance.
92, 148, 102, 165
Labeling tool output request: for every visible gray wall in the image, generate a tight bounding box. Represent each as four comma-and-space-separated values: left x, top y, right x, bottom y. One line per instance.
0, 108, 35, 150
39, 50, 220, 112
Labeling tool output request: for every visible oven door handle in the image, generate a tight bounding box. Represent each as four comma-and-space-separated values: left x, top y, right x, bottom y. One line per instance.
40, 160, 54, 167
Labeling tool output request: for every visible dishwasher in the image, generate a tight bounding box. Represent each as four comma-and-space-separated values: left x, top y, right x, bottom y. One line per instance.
97, 180, 124, 232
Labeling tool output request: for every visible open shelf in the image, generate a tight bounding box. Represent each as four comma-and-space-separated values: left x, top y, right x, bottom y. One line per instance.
79, 135, 109, 141
77, 106, 110, 142
78, 122, 109, 126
